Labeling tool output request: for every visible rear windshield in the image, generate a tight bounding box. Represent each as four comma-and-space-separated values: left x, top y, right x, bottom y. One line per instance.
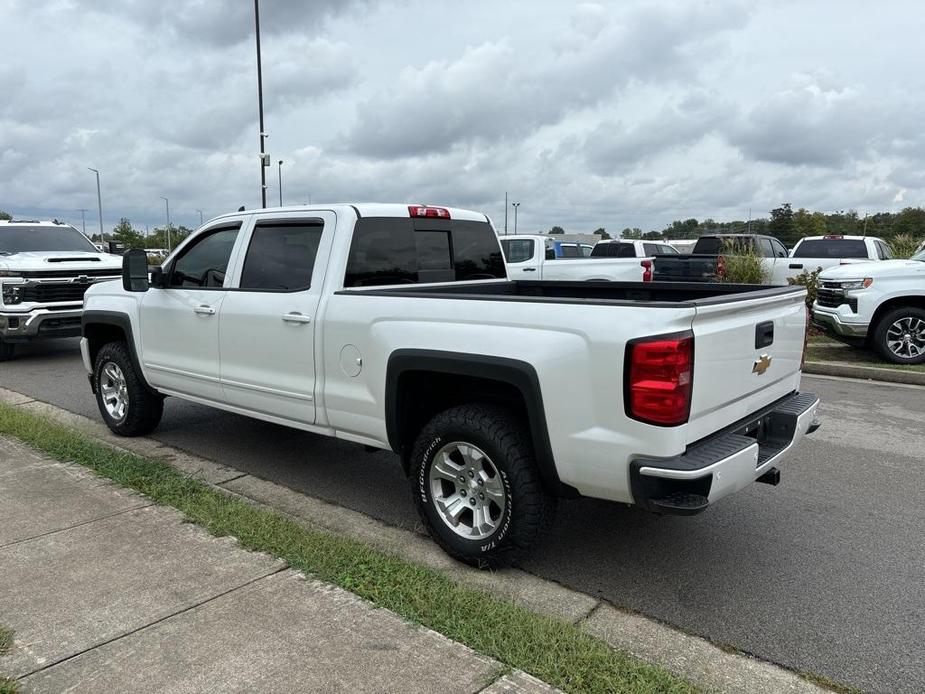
792, 239, 869, 258
0, 225, 99, 254
590, 242, 635, 258
344, 217, 506, 287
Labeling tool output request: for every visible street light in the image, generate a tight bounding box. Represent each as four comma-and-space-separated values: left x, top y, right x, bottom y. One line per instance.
512, 202, 521, 235
254, 0, 268, 208
87, 168, 104, 242
160, 197, 172, 251
196, 209, 204, 226
278, 160, 283, 207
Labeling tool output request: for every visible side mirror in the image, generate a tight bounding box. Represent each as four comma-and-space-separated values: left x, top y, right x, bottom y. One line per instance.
149, 265, 166, 288
122, 249, 150, 292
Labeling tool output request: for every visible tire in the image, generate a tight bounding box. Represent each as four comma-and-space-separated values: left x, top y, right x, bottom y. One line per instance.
93, 341, 164, 436
410, 403, 556, 569
872, 307, 925, 365
0, 338, 14, 362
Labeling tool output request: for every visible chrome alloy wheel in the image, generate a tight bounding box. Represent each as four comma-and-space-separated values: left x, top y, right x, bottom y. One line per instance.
100, 361, 129, 421
428, 442, 507, 540
886, 316, 925, 359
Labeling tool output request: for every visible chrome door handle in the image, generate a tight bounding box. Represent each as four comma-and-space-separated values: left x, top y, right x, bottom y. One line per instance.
522, 267, 537, 272
194, 305, 216, 315
282, 312, 312, 324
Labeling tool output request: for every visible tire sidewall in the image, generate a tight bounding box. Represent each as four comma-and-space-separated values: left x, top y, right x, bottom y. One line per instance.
94, 346, 133, 431
415, 428, 516, 559
876, 308, 925, 364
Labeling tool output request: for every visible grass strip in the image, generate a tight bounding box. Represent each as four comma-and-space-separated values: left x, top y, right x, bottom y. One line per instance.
0, 627, 17, 694
806, 344, 925, 373
0, 402, 695, 694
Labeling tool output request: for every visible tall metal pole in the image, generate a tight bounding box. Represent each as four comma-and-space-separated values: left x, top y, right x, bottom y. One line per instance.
78, 208, 88, 236
254, 0, 267, 208
278, 160, 283, 206
512, 202, 520, 235
504, 192, 508, 235
160, 197, 171, 251
196, 209, 204, 226
87, 168, 103, 242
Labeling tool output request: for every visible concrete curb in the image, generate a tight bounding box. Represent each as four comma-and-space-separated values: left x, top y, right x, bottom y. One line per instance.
804, 360, 925, 386
0, 386, 830, 694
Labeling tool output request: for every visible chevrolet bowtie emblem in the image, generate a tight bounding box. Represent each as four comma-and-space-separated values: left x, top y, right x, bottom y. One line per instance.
752, 354, 772, 375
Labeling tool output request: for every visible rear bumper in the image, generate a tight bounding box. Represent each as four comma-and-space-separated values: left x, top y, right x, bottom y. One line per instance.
0, 307, 83, 342
630, 392, 820, 514
812, 308, 868, 338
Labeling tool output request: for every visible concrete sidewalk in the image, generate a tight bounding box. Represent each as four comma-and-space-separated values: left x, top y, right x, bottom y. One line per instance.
0, 436, 556, 693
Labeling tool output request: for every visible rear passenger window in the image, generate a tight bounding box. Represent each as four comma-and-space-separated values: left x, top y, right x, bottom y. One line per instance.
501, 238, 535, 263
344, 217, 506, 287
239, 222, 323, 291
643, 243, 660, 256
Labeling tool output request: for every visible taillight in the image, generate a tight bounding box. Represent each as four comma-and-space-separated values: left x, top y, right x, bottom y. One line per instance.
640, 259, 652, 282
625, 332, 694, 426
408, 205, 451, 219
716, 255, 726, 279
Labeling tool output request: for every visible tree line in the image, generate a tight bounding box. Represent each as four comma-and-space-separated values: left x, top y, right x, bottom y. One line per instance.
106, 217, 194, 250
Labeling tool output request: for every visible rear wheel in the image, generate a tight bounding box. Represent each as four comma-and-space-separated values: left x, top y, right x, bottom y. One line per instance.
872, 307, 925, 364
410, 403, 556, 569
0, 338, 14, 362
93, 341, 164, 436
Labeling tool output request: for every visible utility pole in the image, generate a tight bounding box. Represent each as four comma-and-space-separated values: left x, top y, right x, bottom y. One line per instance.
278, 160, 283, 206
504, 192, 508, 235
747, 208, 752, 234
160, 197, 172, 251
512, 202, 521, 235
196, 209, 204, 226
254, 0, 268, 208
78, 208, 88, 236
87, 168, 103, 242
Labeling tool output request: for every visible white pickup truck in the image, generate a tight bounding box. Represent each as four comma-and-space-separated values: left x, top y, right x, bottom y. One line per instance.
500, 234, 651, 281
788, 235, 891, 275
1, 219, 122, 360
81, 204, 820, 567
813, 248, 925, 363
590, 239, 681, 258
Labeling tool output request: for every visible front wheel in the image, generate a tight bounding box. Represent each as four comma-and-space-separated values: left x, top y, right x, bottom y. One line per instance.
409, 403, 556, 569
94, 341, 164, 436
872, 307, 925, 364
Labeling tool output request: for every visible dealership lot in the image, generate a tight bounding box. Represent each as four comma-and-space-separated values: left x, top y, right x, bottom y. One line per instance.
2, 339, 923, 693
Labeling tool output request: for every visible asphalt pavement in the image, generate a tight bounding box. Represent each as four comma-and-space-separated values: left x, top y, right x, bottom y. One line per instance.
2, 338, 923, 694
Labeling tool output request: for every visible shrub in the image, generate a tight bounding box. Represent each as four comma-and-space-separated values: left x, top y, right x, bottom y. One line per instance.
787, 267, 822, 309
889, 234, 923, 259
715, 239, 769, 284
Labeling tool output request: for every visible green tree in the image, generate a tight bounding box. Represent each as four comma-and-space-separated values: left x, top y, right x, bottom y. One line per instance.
548, 226, 565, 234
768, 203, 798, 246
0, 210, 11, 221
793, 208, 826, 239
111, 217, 145, 249
893, 207, 925, 239
592, 227, 611, 240
620, 227, 643, 239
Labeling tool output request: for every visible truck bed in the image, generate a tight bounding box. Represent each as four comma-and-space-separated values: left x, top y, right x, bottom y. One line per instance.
340, 279, 803, 306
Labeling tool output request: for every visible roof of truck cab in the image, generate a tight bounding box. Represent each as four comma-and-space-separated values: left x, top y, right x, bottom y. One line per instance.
796, 235, 883, 242
206, 203, 489, 224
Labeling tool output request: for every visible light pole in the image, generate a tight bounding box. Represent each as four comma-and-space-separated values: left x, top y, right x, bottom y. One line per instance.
160, 197, 171, 251
196, 209, 203, 226
254, 0, 268, 208
512, 202, 520, 235
87, 168, 103, 242
504, 192, 508, 235
278, 160, 283, 206
78, 208, 88, 236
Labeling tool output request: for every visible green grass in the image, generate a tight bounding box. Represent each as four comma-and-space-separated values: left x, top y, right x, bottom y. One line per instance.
806, 344, 925, 373
0, 402, 696, 694
0, 627, 17, 694
0, 679, 19, 694
798, 670, 863, 694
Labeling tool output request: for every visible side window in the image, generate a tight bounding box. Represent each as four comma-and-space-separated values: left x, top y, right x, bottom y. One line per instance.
581, 245, 593, 257
643, 243, 660, 256
545, 246, 556, 260
770, 239, 788, 258
344, 218, 416, 287
759, 238, 775, 258
559, 244, 580, 257
450, 220, 506, 280
239, 222, 324, 291
659, 244, 680, 255
876, 241, 892, 260
501, 239, 535, 263
169, 227, 240, 288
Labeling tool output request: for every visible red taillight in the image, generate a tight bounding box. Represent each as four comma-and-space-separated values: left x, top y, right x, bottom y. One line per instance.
641, 259, 652, 282
626, 333, 693, 426
408, 205, 451, 219
716, 255, 726, 279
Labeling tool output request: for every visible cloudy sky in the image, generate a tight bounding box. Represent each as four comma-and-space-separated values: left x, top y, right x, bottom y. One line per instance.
1, 0, 923, 235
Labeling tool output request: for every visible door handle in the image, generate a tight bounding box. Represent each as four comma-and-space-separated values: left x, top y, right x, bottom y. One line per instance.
522, 267, 537, 272
789, 263, 803, 270
282, 312, 312, 324
194, 305, 216, 315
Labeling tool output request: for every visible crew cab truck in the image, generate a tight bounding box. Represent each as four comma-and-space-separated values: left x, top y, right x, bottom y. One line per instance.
0, 219, 122, 360
788, 235, 891, 275
652, 234, 792, 285
500, 234, 651, 281
81, 204, 820, 567
813, 248, 925, 363
590, 239, 680, 258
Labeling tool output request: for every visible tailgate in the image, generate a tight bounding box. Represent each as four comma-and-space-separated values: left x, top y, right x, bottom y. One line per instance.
686, 288, 807, 442
653, 256, 716, 282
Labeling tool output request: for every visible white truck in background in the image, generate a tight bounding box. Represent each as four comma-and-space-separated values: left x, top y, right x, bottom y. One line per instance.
590, 239, 681, 258
788, 235, 891, 275
81, 203, 819, 568
500, 235, 652, 281
0, 219, 122, 360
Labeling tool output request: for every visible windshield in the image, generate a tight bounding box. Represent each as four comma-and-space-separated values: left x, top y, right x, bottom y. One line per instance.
912, 250, 925, 262
0, 225, 99, 254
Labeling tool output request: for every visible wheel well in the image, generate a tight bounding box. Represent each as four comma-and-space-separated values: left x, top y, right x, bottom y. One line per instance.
870, 296, 925, 333
84, 322, 127, 365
